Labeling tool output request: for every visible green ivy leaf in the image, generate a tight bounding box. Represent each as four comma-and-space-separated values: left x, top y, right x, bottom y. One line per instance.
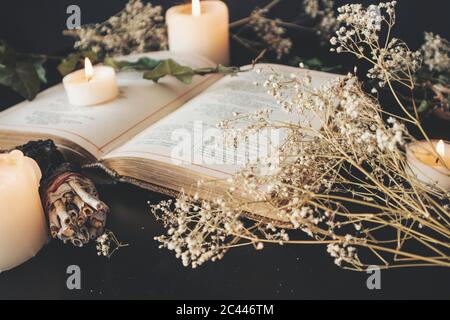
144, 59, 194, 84
0, 61, 41, 100
57, 51, 98, 76
57, 53, 79, 76
0, 40, 47, 100
417, 99, 429, 113
0, 40, 16, 66
32, 58, 47, 83
438, 74, 450, 85
104, 57, 160, 71
304, 57, 323, 68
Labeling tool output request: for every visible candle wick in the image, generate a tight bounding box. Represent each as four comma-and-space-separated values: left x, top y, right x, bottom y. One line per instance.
435, 157, 440, 164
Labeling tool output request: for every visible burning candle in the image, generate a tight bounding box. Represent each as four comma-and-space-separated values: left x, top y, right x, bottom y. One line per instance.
406, 139, 450, 191
63, 58, 119, 106
166, 0, 230, 66
0, 150, 48, 272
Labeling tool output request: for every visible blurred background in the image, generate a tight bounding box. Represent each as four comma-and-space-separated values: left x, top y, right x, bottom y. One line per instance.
1, 0, 449, 107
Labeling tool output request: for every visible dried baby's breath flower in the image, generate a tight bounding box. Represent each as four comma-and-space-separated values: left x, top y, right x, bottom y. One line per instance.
96, 230, 128, 258
153, 65, 450, 270
330, 1, 450, 118
304, 0, 321, 18
96, 233, 111, 257
331, 1, 422, 88
152, 2, 450, 271
304, 0, 339, 38
249, 8, 293, 59
327, 237, 360, 267
66, 0, 167, 57
421, 32, 450, 73
231, 0, 338, 59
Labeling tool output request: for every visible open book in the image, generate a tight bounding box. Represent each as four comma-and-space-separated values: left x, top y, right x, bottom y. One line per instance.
0, 51, 338, 223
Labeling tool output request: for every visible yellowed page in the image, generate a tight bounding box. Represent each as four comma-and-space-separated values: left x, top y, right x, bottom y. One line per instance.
103, 65, 339, 179
0, 52, 220, 159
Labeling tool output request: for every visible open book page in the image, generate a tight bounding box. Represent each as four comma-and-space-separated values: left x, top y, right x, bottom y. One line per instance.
0, 51, 220, 160
103, 64, 339, 180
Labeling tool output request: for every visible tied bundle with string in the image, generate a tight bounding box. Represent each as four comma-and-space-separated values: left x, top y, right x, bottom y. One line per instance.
15, 140, 109, 247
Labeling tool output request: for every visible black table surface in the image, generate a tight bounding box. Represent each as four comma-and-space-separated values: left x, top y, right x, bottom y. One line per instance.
0, 182, 449, 300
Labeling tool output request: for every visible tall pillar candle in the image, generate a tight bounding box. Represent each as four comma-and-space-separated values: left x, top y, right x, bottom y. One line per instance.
166, 0, 230, 66
0, 150, 48, 272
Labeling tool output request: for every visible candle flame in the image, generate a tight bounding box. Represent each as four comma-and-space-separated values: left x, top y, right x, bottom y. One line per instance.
84, 57, 94, 80
437, 140, 446, 157
192, 0, 201, 16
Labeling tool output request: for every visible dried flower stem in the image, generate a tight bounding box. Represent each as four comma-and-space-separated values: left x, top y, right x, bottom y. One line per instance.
150, 1, 450, 271
230, 0, 338, 59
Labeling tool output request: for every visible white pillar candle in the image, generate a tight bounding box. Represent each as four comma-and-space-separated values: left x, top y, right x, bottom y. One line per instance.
63, 58, 119, 106
406, 139, 450, 191
0, 150, 48, 272
166, 0, 230, 66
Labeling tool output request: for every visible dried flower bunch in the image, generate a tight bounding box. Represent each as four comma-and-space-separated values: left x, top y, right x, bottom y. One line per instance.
330, 2, 422, 88
303, 0, 338, 38
330, 1, 449, 117
422, 32, 450, 73
249, 8, 293, 60
64, 0, 167, 57
231, 0, 339, 60
151, 2, 450, 270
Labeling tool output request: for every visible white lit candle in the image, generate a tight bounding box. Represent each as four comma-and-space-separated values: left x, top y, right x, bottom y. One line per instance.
0, 150, 48, 272
406, 139, 450, 191
63, 58, 119, 106
166, 0, 230, 66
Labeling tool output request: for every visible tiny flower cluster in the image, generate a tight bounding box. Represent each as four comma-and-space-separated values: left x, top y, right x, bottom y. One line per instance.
304, 0, 321, 18
230, 0, 338, 61
368, 38, 422, 87
303, 0, 339, 38
70, 0, 167, 56
96, 232, 111, 257
327, 235, 360, 267
249, 8, 293, 59
96, 231, 128, 258
331, 2, 422, 87
421, 32, 450, 73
